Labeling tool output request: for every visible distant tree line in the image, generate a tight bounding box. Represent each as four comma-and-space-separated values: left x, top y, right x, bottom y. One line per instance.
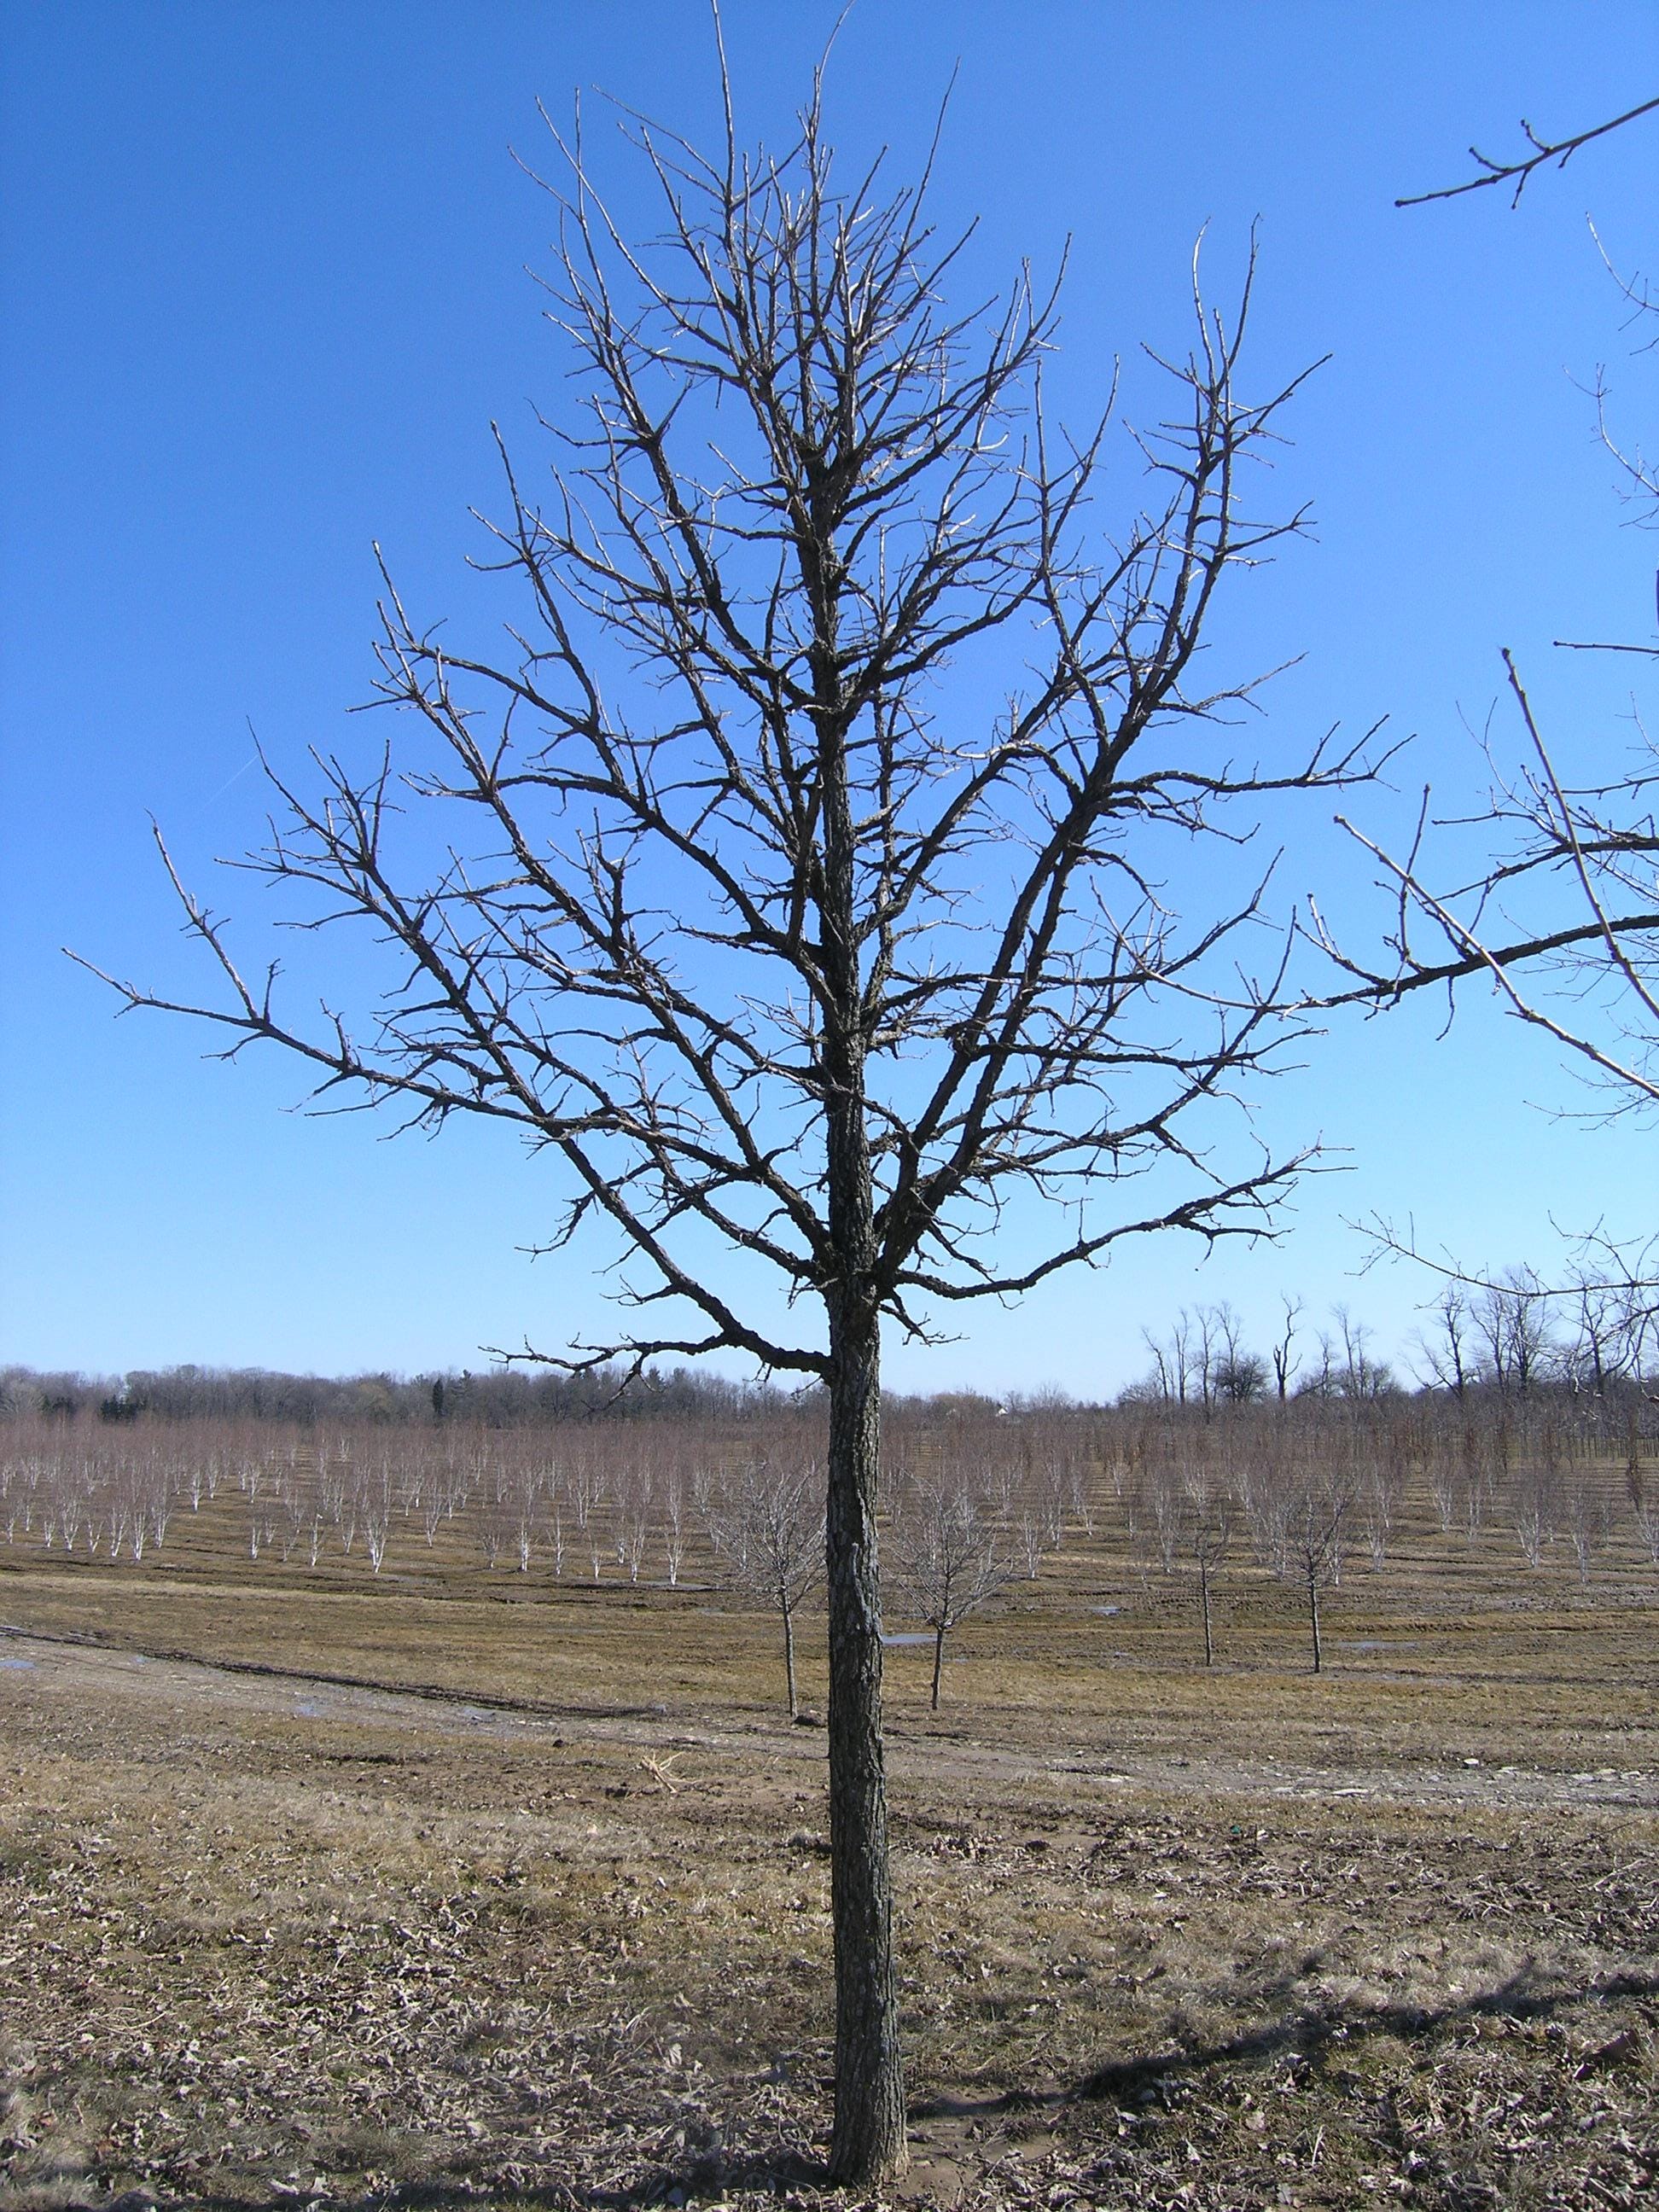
0, 1360, 811, 1429
3, 1263, 1652, 1434
1126, 1275, 1655, 1412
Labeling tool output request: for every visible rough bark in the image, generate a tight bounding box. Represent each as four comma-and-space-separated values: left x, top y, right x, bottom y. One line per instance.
824, 1302, 905, 2183
819, 612, 906, 2178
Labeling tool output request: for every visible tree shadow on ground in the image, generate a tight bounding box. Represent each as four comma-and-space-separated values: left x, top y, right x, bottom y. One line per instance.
70, 1968, 1659, 2212
910, 1962, 1659, 2127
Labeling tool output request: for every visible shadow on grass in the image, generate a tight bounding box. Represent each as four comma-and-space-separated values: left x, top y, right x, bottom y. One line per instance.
1077, 1964, 1659, 2106
64, 1969, 1659, 2212
908, 1963, 1659, 2127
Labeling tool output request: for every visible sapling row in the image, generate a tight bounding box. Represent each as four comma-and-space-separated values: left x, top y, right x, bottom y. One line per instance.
2, 1393, 1651, 1694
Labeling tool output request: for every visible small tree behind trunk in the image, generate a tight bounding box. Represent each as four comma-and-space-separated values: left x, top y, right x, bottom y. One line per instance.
704, 1458, 825, 1722
889, 1466, 1015, 1713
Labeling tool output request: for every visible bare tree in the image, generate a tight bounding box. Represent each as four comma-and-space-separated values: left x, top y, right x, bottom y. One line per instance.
888, 1466, 1013, 1709
704, 1457, 824, 1719
1178, 1448, 1233, 1665
1511, 1447, 1560, 1570
1193, 1305, 1222, 1416
1140, 1310, 1199, 1407
1321, 658, 1659, 1116
1208, 1301, 1267, 1405
1563, 1461, 1611, 1589
1414, 1284, 1474, 1399
1357, 1417, 1406, 1571
1284, 1464, 1353, 1674
1562, 1260, 1650, 1394
1633, 1440, 1659, 1566
1472, 1268, 1554, 1397
1015, 1503, 1052, 1580
1313, 117, 1657, 1340
1270, 1292, 1302, 1400
79, 66, 1364, 2180
1247, 1439, 1353, 1673
1331, 1305, 1395, 1401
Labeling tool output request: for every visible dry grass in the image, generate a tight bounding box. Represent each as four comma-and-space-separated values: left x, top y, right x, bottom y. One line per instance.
0, 1493, 1656, 2210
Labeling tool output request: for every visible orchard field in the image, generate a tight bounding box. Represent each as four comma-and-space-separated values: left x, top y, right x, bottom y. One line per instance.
1, 1388, 1656, 2209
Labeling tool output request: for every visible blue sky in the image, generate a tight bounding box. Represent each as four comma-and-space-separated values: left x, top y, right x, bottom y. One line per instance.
3, 3, 1655, 1395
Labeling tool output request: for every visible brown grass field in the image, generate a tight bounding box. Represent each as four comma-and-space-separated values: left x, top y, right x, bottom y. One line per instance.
1, 1474, 1656, 2212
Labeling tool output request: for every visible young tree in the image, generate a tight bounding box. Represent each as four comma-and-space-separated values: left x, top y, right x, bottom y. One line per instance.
1246, 1439, 1353, 1672
1357, 1415, 1408, 1570
705, 1457, 824, 1718
1283, 1464, 1353, 1675
81, 73, 1363, 2181
1178, 1448, 1234, 1664
1511, 1449, 1560, 1570
888, 1466, 1013, 1709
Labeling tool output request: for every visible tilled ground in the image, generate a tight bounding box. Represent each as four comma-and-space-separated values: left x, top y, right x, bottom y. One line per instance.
1, 1624, 1655, 2212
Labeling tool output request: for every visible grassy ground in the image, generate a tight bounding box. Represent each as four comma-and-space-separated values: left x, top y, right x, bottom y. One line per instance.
0, 1499, 1656, 2210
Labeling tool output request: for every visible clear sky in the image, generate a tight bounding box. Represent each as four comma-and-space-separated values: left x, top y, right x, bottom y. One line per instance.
3, 3, 1655, 1397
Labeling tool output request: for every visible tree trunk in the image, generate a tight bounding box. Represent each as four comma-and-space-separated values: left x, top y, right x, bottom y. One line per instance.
783, 1598, 799, 1720
1307, 1573, 1323, 1674
930, 1623, 946, 1710
1200, 1560, 1214, 1667
824, 1303, 906, 2182
816, 586, 906, 2184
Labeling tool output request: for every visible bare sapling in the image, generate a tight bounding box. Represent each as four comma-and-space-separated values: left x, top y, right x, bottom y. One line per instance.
705, 1458, 825, 1719
1563, 1463, 1610, 1588
360, 1459, 395, 1575
1180, 1451, 1233, 1665
659, 1457, 688, 1586
1511, 1418, 1562, 1569
614, 1464, 653, 1584
1249, 1437, 1353, 1672
1016, 1506, 1051, 1580
889, 1464, 1015, 1709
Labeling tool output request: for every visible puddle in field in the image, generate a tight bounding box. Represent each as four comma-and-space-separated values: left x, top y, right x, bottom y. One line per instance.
882, 1632, 934, 1647
0, 1656, 35, 1670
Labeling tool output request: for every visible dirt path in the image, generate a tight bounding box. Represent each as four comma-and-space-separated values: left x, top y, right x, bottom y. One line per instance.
5, 1621, 1654, 1813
